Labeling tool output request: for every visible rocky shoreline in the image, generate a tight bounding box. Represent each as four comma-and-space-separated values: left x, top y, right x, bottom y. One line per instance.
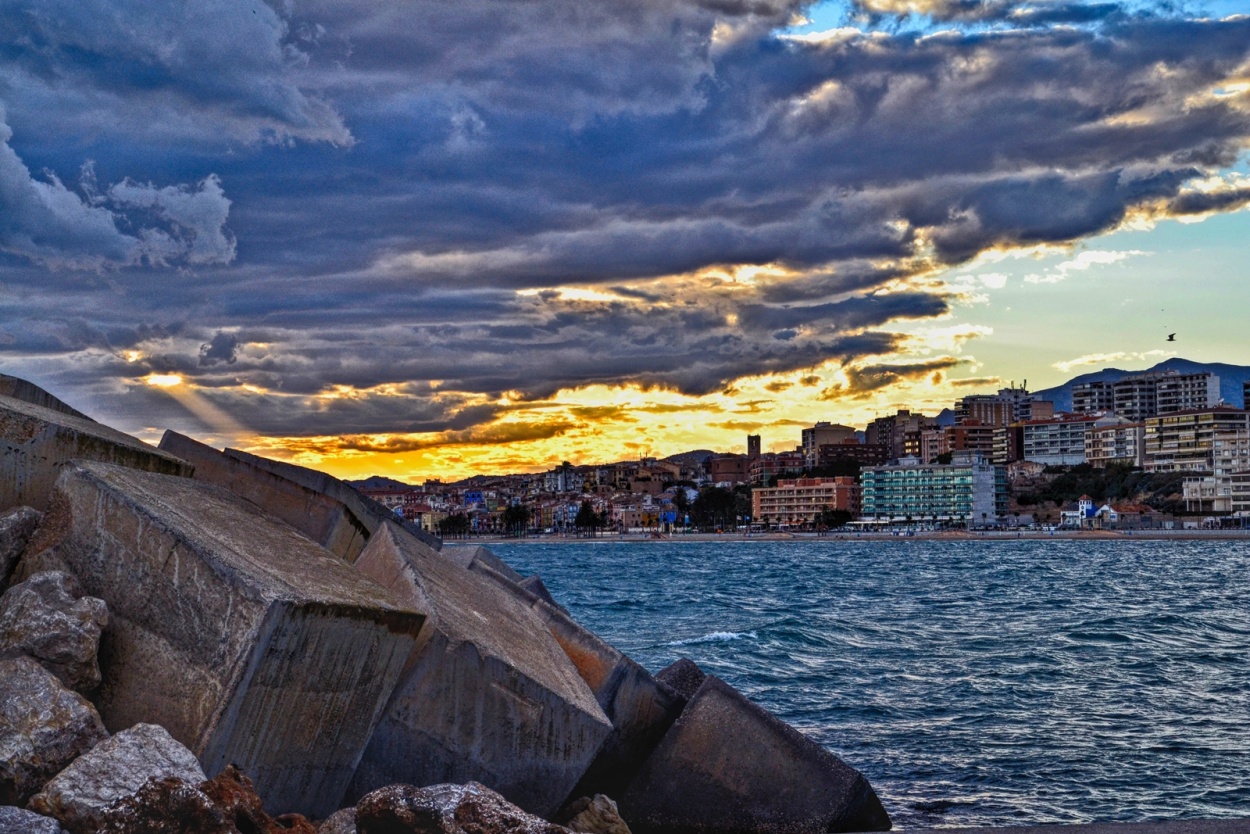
0, 373, 889, 833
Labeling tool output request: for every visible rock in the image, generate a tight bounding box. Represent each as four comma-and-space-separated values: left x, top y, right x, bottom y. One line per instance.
354, 782, 568, 834
158, 432, 371, 563
0, 388, 190, 514
619, 676, 891, 834
564, 795, 631, 834
469, 559, 683, 803
0, 572, 108, 692
0, 506, 41, 590
318, 808, 357, 834
201, 765, 317, 834
346, 521, 611, 817
655, 658, 706, 702
0, 375, 92, 422
28, 723, 206, 834
95, 776, 234, 834
0, 806, 64, 834
25, 461, 425, 820
0, 656, 108, 806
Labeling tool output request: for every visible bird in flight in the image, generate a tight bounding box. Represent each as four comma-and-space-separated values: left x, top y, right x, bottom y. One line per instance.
1166, 333, 1176, 342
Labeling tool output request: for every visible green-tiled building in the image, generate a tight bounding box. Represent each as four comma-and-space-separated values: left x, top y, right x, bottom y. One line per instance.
861, 452, 1007, 525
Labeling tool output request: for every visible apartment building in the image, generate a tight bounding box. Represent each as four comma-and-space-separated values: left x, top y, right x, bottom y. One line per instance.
751, 477, 860, 527
943, 420, 996, 459
1072, 381, 1116, 414
956, 387, 1053, 426
865, 410, 938, 460
1144, 407, 1250, 473
801, 422, 857, 468
1020, 414, 1101, 466
1078, 371, 1222, 421
1084, 418, 1145, 468
860, 453, 1007, 525
749, 450, 805, 484
815, 440, 890, 469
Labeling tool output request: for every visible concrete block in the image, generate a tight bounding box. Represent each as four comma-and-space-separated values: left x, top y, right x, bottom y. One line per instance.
0, 375, 91, 421
159, 431, 370, 563
442, 544, 524, 583
219, 448, 443, 552
25, 460, 425, 819
347, 521, 612, 818
467, 560, 684, 804
620, 675, 891, 834
656, 658, 706, 701
0, 393, 190, 514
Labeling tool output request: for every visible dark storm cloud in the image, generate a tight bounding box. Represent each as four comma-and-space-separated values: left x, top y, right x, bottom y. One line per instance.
2, 0, 1250, 436
820, 357, 965, 399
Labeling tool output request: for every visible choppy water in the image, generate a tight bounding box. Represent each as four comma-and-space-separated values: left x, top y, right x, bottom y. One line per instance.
491, 539, 1250, 830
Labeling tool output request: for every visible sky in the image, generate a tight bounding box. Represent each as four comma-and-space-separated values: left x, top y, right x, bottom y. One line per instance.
2, 0, 1250, 482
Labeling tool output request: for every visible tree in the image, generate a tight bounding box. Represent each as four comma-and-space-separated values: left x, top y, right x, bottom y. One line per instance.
818, 508, 853, 529
437, 512, 470, 539
503, 504, 531, 537
691, 486, 736, 531
672, 488, 689, 519
575, 499, 600, 536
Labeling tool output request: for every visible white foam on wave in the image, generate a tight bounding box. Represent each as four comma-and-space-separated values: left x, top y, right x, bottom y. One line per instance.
666, 630, 758, 647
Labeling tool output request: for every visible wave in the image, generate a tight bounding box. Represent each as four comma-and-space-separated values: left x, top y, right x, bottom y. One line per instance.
665, 630, 758, 647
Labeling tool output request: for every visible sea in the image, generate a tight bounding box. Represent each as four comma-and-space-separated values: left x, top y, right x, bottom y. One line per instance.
490, 538, 1250, 831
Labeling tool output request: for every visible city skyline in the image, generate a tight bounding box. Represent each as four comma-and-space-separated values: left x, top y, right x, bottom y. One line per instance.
3, 0, 1250, 482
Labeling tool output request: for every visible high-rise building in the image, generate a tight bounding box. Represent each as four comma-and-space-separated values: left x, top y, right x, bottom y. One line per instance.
860, 453, 1007, 525
1144, 406, 1250, 473
801, 422, 857, 468
1097, 371, 1221, 422
865, 410, 938, 461
1072, 381, 1115, 414
1020, 414, 1101, 466
956, 386, 1053, 426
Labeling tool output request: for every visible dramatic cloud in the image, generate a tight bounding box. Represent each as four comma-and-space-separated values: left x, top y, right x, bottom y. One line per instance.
2, 0, 1249, 470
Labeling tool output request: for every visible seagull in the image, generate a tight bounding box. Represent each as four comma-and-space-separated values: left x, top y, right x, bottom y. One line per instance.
1167, 333, 1176, 342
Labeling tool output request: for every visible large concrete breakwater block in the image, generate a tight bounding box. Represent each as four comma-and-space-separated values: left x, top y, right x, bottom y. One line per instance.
620, 675, 891, 834
159, 431, 370, 563
346, 521, 612, 817
219, 446, 443, 552
466, 557, 685, 803
0, 374, 92, 421
23, 460, 425, 819
0, 393, 190, 514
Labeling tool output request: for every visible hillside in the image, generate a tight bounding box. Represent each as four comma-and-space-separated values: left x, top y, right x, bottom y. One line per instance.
1033, 358, 1250, 411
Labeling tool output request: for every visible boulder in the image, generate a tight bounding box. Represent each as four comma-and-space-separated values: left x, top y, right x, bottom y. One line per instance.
215, 447, 443, 552
0, 375, 92, 422
24, 461, 426, 819
28, 723, 206, 834
95, 776, 233, 834
564, 795, 631, 834
0, 572, 108, 692
0, 657, 109, 806
201, 765, 317, 834
467, 560, 683, 803
0, 806, 64, 834
655, 658, 706, 702
158, 432, 370, 563
354, 782, 568, 834
0, 506, 41, 590
619, 676, 891, 834
0, 391, 190, 514
318, 808, 357, 834
346, 521, 612, 817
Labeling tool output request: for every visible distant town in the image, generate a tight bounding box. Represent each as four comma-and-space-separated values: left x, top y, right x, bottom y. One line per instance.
357, 368, 1250, 536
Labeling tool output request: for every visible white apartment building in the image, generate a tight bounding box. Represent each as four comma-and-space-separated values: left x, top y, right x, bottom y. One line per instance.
1020, 415, 1100, 466
1144, 407, 1250, 473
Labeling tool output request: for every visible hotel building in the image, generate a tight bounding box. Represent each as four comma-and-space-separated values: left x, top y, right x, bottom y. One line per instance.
860, 453, 1007, 525
752, 477, 860, 527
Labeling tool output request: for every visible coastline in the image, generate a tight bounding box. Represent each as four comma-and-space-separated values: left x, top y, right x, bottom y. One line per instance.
458, 528, 1250, 544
